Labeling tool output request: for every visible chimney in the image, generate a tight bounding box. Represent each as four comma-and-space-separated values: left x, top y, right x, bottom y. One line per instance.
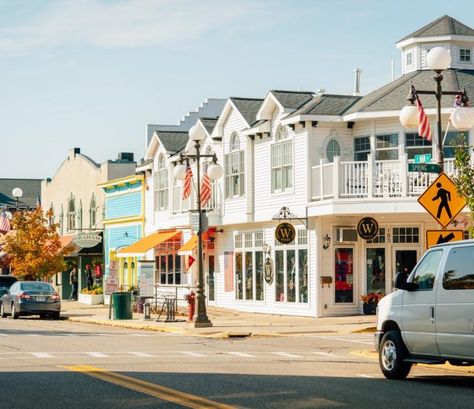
69, 147, 80, 159
118, 152, 134, 162
353, 68, 362, 96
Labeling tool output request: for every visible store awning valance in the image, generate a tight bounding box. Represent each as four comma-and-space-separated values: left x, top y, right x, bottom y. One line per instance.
178, 232, 211, 255
118, 231, 181, 257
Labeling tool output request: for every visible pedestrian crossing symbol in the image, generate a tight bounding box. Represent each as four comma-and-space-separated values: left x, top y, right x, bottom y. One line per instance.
418, 173, 466, 228
426, 229, 464, 248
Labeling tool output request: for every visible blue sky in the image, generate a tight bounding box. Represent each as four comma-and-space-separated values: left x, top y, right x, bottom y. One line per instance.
1, 0, 473, 178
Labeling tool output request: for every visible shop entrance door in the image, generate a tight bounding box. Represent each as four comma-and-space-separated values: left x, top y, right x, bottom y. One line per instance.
393, 249, 418, 289
334, 247, 355, 304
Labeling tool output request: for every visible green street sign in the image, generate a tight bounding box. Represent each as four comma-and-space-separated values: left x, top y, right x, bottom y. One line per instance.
414, 154, 432, 164
408, 163, 441, 173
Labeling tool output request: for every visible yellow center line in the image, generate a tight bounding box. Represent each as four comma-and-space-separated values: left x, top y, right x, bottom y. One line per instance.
62, 364, 235, 409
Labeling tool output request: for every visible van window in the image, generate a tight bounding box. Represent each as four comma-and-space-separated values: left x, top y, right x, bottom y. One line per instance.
410, 250, 441, 290
443, 246, 474, 290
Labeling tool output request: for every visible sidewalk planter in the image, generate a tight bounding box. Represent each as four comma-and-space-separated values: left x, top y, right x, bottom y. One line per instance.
78, 293, 104, 305
362, 303, 377, 315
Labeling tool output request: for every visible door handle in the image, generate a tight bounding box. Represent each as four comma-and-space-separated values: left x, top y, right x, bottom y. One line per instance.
430, 306, 435, 323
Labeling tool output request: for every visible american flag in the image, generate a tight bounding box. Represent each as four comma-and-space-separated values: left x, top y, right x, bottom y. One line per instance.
200, 162, 211, 207
416, 96, 432, 141
0, 210, 11, 234
182, 162, 193, 200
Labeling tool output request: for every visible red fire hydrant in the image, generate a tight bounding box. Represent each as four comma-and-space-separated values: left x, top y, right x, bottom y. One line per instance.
186, 291, 196, 323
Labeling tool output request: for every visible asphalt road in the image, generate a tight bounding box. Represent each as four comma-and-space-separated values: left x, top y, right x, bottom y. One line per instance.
0, 317, 473, 409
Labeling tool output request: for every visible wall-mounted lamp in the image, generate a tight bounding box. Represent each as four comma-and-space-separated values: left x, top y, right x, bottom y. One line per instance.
263, 243, 272, 258
131, 261, 136, 270
322, 234, 331, 250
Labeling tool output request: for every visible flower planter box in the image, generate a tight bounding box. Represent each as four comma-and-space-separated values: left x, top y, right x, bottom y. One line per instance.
363, 302, 377, 315
78, 293, 104, 305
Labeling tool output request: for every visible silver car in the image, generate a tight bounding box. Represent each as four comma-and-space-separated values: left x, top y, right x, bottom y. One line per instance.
0, 281, 61, 320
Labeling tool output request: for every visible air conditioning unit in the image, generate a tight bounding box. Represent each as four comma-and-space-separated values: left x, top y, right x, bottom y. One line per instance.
335, 227, 358, 242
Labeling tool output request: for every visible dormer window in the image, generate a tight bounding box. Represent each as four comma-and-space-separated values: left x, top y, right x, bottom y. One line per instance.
460, 48, 471, 63
406, 51, 413, 66
155, 154, 168, 210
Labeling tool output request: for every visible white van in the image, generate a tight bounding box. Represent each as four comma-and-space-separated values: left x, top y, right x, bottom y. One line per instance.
375, 239, 474, 379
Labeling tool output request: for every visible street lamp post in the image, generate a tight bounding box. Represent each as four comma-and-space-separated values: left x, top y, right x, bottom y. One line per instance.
400, 47, 474, 173
173, 124, 223, 328
11, 187, 23, 210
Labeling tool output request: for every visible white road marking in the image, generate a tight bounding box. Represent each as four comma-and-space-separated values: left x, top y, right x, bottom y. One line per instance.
180, 351, 205, 357
312, 335, 373, 345
226, 352, 255, 358
0, 334, 7, 336
312, 351, 337, 357
129, 352, 155, 357
129, 333, 152, 337
32, 352, 53, 358
358, 374, 375, 378
273, 352, 302, 358
88, 352, 109, 358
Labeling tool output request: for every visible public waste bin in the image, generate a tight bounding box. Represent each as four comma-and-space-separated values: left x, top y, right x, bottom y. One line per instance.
112, 292, 132, 320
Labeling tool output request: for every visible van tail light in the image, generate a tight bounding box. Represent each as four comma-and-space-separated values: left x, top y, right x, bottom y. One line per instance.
18, 292, 32, 300
51, 293, 60, 301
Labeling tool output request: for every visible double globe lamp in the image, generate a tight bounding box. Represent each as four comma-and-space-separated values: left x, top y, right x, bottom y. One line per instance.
173, 124, 223, 327
399, 47, 474, 172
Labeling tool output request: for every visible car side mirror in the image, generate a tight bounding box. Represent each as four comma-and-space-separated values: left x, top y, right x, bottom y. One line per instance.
394, 272, 408, 290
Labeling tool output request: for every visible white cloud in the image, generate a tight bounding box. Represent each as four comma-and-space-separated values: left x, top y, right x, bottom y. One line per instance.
0, 0, 255, 52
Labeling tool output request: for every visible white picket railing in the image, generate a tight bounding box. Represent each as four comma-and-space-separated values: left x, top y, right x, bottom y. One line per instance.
311, 155, 458, 201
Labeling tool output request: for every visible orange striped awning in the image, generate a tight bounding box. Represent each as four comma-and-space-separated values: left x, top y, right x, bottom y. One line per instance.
118, 230, 181, 256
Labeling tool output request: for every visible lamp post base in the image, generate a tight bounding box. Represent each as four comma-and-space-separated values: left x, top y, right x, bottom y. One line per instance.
193, 319, 213, 328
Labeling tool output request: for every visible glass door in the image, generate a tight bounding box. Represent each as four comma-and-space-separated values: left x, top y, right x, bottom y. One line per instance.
393, 249, 418, 290
366, 248, 385, 294
335, 247, 354, 303
207, 255, 215, 302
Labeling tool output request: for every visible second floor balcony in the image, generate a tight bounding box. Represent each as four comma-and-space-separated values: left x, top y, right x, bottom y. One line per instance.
311, 154, 459, 202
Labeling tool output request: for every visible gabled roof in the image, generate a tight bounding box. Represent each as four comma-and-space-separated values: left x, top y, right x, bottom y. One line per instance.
0, 178, 42, 209
345, 69, 474, 115
270, 90, 314, 110
154, 131, 189, 155
398, 15, 474, 43
229, 97, 263, 126
287, 94, 362, 117
199, 117, 219, 135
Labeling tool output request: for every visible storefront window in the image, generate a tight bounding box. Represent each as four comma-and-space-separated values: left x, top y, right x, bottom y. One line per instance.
255, 251, 264, 301
298, 249, 308, 302
156, 253, 182, 285
335, 248, 354, 303
286, 250, 296, 302
275, 250, 284, 302
366, 248, 385, 293
245, 252, 253, 300
235, 252, 243, 300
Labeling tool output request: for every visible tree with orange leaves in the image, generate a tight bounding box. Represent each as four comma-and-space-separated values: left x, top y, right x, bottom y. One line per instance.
3, 207, 65, 281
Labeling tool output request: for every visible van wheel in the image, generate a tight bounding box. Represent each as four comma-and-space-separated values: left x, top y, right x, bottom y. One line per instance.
379, 330, 412, 379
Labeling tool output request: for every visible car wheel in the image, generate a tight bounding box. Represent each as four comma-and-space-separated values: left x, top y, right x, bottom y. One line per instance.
0, 303, 6, 318
39, 313, 47, 319
11, 304, 19, 320
52, 312, 60, 320
379, 330, 412, 379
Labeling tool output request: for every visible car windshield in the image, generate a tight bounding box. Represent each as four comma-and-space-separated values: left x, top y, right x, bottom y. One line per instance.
20, 282, 54, 292
0, 277, 18, 288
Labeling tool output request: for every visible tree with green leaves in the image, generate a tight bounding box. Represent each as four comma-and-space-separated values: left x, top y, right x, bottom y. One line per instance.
453, 137, 474, 234
3, 207, 65, 281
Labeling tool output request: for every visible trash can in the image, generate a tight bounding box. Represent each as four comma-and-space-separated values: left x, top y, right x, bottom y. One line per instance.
112, 292, 132, 320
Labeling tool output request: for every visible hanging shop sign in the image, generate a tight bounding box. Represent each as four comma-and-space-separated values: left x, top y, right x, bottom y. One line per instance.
264, 258, 274, 284
275, 222, 296, 244
74, 232, 102, 248
357, 217, 379, 240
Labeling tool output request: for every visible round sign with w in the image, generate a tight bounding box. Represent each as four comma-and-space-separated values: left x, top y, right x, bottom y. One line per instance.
357, 217, 379, 240
275, 222, 296, 244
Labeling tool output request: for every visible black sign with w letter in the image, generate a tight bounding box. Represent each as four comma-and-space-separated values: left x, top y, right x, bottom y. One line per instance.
357, 217, 379, 240
275, 222, 296, 245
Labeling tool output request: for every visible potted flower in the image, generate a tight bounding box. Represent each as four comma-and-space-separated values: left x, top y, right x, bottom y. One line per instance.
78, 285, 104, 305
361, 292, 384, 315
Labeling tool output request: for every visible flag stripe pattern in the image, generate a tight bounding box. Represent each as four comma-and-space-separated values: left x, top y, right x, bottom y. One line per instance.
182, 162, 192, 200
0, 211, 11, 234
416, 96, 432, 141
200, 163, 211, 207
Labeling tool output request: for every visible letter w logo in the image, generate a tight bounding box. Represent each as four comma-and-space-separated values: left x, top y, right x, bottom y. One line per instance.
361, 223, 374, 234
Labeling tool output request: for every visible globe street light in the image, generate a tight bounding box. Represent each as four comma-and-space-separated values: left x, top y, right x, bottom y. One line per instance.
11, 187, 23, 210
173, 124, 223, 327
399, 47, 474, 173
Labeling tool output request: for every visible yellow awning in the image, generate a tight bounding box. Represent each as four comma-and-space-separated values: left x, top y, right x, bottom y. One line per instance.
118, 231, 181, 256
178, 235, 198, 255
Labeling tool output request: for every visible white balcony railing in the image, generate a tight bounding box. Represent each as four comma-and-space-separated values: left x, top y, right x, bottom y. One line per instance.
311, 154, 458, 201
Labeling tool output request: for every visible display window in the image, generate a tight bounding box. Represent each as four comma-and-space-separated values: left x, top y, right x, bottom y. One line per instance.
335, 248, 354, 303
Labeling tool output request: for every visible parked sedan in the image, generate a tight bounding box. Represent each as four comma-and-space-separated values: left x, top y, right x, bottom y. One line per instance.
0, 281, 61, 319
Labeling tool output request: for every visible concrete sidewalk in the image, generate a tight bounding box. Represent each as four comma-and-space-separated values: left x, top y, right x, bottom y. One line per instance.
61, 301, 377, 338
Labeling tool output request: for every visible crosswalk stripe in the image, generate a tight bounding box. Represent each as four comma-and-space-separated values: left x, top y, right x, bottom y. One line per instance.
88, 352, 109, 358
0, 334, 7, 336
312, 351, 337, 357
226, 352, 255, 358
273, 352, 302, 358
180, 351, 205, 357
32, 352, 53, 358
130, 352, 155, 357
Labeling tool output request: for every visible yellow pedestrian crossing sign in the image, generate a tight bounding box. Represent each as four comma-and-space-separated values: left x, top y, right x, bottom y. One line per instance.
418, 173, 466, 228
426, 229, 464, 248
